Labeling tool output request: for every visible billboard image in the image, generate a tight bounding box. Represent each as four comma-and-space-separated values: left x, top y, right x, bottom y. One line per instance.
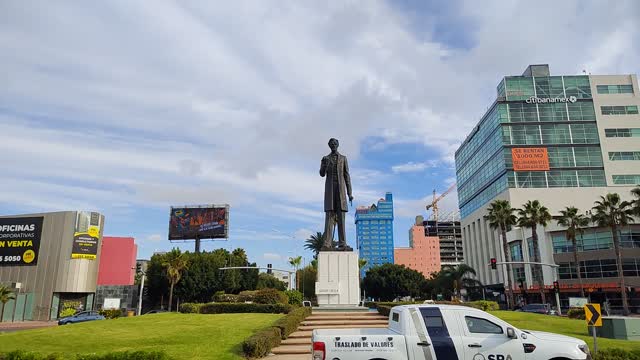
169, 205, 229, 240
512, 147, 550, 171
72, 211, 102, 260
0, 217, 43, 266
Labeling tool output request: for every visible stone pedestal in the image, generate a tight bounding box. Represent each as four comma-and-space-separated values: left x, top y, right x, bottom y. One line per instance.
315, 251, 360, 306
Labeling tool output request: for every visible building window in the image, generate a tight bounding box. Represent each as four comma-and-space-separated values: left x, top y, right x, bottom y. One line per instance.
570, 123, 600, 144
541, 124, 571, 144
509, 242, 523, 261
551, 228, 640, 253
605, 128, 640, 137
601, 105, 639, 115
574, 147, 604, 167
563, 76, 592, 99
567, 102, 596, 121
612, 174, 640, 185
596, 84, 634, 94
609, 152, 640, 161
577, 170, 607, 187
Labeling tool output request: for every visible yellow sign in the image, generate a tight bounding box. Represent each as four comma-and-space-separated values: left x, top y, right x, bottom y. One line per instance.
23, 250, 36, 264
88, 226, 100, 238
584, 303, 602, 327
512, 148, 550, 171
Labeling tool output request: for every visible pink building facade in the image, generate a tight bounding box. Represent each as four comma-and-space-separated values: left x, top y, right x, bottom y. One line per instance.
97, 236, 137, 285
394, 225, 441, 278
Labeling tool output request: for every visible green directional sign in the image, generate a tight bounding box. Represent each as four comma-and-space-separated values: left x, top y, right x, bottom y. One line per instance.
584, 303, 602, 327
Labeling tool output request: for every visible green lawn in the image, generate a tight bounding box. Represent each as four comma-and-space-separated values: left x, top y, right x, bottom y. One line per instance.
0, 313, 283, 360
492, 311, 640, 351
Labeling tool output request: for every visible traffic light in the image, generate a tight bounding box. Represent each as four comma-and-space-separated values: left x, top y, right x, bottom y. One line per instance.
267, 263, 272, 274
490, 258, 497, 270
553, 281, 560, 293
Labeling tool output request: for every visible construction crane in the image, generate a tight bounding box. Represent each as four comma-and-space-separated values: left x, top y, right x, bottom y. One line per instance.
425, 183, 457, 222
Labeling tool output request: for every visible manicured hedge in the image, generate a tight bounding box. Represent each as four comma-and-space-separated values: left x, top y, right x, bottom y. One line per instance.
253, 288, 289, 304
0, 351, 170, 360
98, 309, 122, 319
567, 307, 586, 319
241, 306, 312, 358
179, 302, 292, 314
593, 349, 640, 360
373, 300, 499, 316
241, 327, 282, 359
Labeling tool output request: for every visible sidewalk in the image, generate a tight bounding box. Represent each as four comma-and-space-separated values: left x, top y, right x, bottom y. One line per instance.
0, 321, 57, 332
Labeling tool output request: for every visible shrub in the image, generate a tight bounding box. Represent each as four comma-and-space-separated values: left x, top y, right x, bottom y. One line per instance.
254, 288, 288, 305
178, 303, 202, 314
467, 300, 499, 311
212, 293, 240, 303
284, 290, 303, 306
98, 309, 121, 319
593, 348, 640, 360
241, 327, 282, 358
59, 308, 76, 318
273, 307, 311, 339
377, 305, 393, 317
567, 307, 586, 320
238, 290, 258, 302
0, 351, 170, 360
198, 302, 291, 314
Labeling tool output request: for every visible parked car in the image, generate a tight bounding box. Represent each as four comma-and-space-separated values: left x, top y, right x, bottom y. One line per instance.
144, 309, 167, 315
312, 304, 591, 360
58, 311, 105, 325
518, 303, 552, 314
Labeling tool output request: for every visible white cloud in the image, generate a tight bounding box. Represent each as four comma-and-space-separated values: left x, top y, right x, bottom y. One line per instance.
147, 234, 162, 242
391, 161, 438, 173
263, 253, 282, 261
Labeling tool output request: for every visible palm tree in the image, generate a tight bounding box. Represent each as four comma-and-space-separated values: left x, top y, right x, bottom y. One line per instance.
591, 193, 634, 316
440, 264, 483, 301
161, 249, 189, 312
631, 187, 640, 218
304, 232, 324, 259
484, 199, 517, 309
556, 207, 590, 298
358, 258, 367, 270
0, 285, 16, 320
288, 256, 302, 290
518, 200, 552, 303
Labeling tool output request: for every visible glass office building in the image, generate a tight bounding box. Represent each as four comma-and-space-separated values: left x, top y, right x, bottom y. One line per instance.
355, 192, 394, 278
455, 65, 640, 311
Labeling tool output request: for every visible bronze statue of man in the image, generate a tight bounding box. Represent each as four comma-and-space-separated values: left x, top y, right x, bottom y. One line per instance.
319, 138, 353, 251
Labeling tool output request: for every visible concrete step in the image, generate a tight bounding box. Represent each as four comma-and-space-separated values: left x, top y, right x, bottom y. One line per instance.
306, 315, 386, 321
288, 330, 312, 338
281, 338, 311, 345
298, 324, 387, 331
302, 319, 388, 326
271, 345, 310, 355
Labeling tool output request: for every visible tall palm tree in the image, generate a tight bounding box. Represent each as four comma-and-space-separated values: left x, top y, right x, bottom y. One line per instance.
288, 256, 302, 290
557, 206, 590, 298
304, 232, 324, 259
0, 285, 16, 320
591, 193, 634, 316
161, 249, 189, 312
485, 199, 517, 309
518, 200, 552, 303
358, 258, 367, 270
440, 264, 483, 300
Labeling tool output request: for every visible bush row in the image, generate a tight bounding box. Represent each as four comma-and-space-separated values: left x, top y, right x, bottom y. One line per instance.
594, 349, 640, 360
212, 288, 293, 304
567, 307, 586, 319
241, 307, 312, 358
373, 300, 499, 316
98, 309, 122, 319
0, 351, 170, 360
179, 302, 292, 314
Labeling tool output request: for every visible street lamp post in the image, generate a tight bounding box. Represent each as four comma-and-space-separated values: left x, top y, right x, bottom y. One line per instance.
137, 271, 146, 316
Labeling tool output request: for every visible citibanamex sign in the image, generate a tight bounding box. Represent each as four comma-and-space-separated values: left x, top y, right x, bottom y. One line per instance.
525, 96, 577, 104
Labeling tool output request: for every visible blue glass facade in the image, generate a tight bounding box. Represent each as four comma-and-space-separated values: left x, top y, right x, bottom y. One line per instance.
355, 192, 394, 278
456, 69, 606, 218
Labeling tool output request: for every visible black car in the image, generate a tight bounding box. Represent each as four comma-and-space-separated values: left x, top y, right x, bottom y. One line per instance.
144, 309, 167, 315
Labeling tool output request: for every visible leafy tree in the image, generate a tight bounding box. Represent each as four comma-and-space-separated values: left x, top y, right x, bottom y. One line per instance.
591, 193, 634, 315
632, 187, 640, 218
437, 264, 482, 300
304, 232, 324, 259
517, 200, 552, 303
256, 273, 287, 291
288, 256, 302, 290
484, 199, 517, 309
161, 249, 189, 312
0, 285, 15, 320
362, 264, 427, 301
557, 206, 590, 297
358, 258, 367, 269
296, 265, 317, 300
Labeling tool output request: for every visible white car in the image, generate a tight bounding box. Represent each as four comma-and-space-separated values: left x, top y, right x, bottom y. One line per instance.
312, 304, 591, 360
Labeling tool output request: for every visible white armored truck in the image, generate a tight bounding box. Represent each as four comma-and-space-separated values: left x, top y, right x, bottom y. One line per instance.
311, 304, 591, 360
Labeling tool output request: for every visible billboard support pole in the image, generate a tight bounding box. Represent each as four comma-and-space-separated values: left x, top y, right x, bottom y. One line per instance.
195, 235, 201, 253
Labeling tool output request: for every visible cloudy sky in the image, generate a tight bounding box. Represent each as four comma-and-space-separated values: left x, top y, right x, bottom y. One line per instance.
1, 1, 639, 270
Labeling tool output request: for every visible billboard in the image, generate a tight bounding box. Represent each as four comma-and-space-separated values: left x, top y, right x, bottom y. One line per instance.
72, 211, 102, 260
512, 147, 550, 171
169, 205, 229, 240
0, 217, 43, 266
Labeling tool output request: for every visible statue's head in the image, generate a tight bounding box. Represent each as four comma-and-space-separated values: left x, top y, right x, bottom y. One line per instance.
328, 138, 339, 151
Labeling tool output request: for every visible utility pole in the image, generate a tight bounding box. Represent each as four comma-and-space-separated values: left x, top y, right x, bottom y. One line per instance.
137, 271, 146, 315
